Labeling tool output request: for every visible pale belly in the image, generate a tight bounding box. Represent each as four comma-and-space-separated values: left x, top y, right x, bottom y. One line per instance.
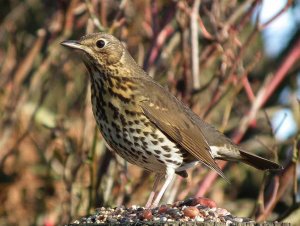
91, 91, 195, 174
98, 117, 186, 173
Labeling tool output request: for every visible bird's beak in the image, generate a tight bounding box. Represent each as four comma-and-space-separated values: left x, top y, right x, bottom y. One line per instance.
61, 40, 84, 50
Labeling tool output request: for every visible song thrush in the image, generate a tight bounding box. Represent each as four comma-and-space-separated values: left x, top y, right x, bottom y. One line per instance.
61, 33, 282, 208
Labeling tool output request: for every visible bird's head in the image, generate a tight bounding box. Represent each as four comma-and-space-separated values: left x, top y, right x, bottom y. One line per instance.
61, 33, 125, 66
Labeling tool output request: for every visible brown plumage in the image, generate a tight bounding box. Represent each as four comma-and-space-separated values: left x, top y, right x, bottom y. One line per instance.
61, 33, 282, 208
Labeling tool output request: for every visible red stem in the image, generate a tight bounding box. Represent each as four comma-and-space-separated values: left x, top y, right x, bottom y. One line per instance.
146, 25, 175, 68
262, 38, 300, 106
196, 37, 300, 196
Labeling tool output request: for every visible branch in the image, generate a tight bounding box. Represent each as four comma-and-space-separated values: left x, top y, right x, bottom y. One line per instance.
234, 37, 300, 142
190, 0, 201, 90
196, 36, 300, 197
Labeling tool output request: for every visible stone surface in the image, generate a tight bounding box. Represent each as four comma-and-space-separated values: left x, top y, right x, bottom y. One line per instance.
183, 206, 200, 218
69, 197, 262, 225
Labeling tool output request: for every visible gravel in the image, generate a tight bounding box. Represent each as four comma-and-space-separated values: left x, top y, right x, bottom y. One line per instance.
70, 197, 257, 225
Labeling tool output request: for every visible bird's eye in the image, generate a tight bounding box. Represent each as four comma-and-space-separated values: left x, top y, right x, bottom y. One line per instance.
96, 39, 106, 48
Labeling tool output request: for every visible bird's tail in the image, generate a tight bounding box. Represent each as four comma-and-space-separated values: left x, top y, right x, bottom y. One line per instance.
238, 150, 283, 171
213, 146, 283, 171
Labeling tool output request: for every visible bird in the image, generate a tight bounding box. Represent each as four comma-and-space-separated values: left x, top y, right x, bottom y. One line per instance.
61, 33, 282, 208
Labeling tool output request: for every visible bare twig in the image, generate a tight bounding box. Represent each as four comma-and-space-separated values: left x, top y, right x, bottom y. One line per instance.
234, 37, 300, 142
190, 0, 201, 90
144, 24, 175, 70
258, 0, 293, 30
85, 0, 105, 31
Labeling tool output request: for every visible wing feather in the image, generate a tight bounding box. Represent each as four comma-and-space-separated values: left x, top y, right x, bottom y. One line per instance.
138, 79, 227, 180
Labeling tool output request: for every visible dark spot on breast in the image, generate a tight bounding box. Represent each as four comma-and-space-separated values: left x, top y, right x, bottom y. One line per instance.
136, 129, 142, 134
108, 89, 130, 103
119, 143, 126, 150
166, 159, 175, 164
151, 140, 158, 145
164, 153, 171, 158
112, 76, 121, 82
119, 85, 127, 91
108, 102, 119, 119
125, 109, 137, 116
162, 145, 171, 152
154, 150, 161, 154
111, 121, 120, 131
107, 77, 113, 87
158, 159, 164, 164
124, 139, 133, 145
151, 133, 158, 139
95, 78, 106, 94
142, 141, 148, 147
146, 150, 152, 156
142, 155, 148, 160
127, 83, 138, 91
128, 149, 138, 157
144, 122, 151, 126
130, 152, 139, 159
158, 138, 164, 143
143, 131, 149, 136
120, 114, 127, 126
94, 100, 107, 122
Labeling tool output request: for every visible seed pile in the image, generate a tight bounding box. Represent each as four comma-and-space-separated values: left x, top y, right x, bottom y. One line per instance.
72, 197, 255, 225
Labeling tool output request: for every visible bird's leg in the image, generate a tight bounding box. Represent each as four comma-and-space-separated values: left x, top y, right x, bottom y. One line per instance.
151, 172, 175, 208
145, 173, 162, 208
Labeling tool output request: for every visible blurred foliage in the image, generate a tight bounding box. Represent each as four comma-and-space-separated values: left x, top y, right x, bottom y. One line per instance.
0, 0, 299, 225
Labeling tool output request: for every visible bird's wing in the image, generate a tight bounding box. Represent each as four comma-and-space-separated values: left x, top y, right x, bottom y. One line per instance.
138, 79, 227, 180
